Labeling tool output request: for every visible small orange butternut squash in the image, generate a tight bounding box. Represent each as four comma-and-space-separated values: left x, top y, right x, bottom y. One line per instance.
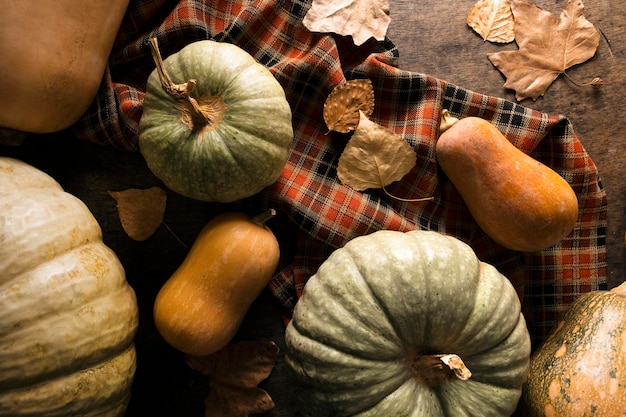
153, 209, 280, 356
436, 110, 578, 252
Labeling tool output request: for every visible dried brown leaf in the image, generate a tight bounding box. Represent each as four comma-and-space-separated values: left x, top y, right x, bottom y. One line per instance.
185, 341, 279, 417
337, 111, 416, 191
324, 79, 375, 133
466, 0, 515, 43
108, 186, 166, 241
487, 0, 601, 100
302, 0, 391, 46
203, 384, 275, 417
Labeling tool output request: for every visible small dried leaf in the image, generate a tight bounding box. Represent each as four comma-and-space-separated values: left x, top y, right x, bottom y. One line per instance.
466, 0, 515, 43
337, 111, 416, 191
324, 79, 375, 133
303, 0, 391, 46
204, 384, 275, 417
186, 341, 280, 417
108, 186, 166, 241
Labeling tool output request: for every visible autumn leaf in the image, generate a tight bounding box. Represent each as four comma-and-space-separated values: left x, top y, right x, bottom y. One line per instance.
337, 111, 416, 192
302, 0, 391, 46
324, 79, 375, 133
487, 0, 601, 101
466, 0, 515, 43
108, 186, 166, 241
185, 341, 280, 417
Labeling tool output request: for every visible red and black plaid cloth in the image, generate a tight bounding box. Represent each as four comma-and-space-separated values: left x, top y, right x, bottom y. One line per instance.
74, 0, 607, 344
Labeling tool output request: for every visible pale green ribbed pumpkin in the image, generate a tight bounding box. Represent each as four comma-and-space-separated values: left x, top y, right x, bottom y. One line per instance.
138, 38, 293, 203
285, 230, 531, 417
0, 157, 138, 417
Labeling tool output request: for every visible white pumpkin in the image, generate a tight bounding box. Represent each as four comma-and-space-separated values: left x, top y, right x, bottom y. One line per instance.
0, 157, 139, 416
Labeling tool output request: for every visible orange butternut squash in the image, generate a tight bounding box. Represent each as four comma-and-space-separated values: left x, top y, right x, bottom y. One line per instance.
0, 0, 130, 133
436, 110, 579, 252
153, 209, 280, 356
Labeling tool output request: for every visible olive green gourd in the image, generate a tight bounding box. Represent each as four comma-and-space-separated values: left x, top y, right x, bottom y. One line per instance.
0, 157, 139, 417
522, 281, 626, 417
138, 38, 294, 203
285, 230, 531, 417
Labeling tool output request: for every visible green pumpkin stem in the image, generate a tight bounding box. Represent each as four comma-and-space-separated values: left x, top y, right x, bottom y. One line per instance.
407, 351, 471, 387
148, 37, 224, 131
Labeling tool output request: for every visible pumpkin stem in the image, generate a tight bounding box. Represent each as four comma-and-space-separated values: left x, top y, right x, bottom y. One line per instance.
148, 37, 225, 131
439, 109, 459, 133
407, 351, 471, 387
251, 209, 277, 227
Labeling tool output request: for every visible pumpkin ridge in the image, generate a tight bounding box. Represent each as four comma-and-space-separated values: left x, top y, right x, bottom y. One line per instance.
284, 330, 410, 415
341, 243, 410, 350
0, 242, 128, 336
292, 264, 401, 359
0, 195, 102, 284
452, 264, 525, 357
0, 346, 136, 417
0, 286, 137, 390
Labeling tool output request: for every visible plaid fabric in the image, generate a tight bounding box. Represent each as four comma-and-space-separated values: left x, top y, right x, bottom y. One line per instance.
74, 0, 607, 345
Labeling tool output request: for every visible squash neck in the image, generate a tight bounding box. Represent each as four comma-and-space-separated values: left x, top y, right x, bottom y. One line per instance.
148, 37, 226, 132
406, 349, 471, 387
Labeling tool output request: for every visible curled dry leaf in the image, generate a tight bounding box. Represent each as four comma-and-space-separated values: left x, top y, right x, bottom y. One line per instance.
466, 0, 515, 43
185, 341, 280, 417
324, 79, 375, 133
337, 111, 416, 192
303, 0, 391, 46
108, 186, 167, 241
488, 0, 601, 100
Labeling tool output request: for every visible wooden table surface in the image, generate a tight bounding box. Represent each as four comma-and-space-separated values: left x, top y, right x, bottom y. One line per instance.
1, 1, 623, 416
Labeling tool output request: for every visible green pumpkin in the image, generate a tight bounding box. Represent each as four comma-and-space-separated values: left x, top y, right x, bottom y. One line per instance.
522, 281, 626, 417
284, 230, 531, 417
138, 38, 293, 203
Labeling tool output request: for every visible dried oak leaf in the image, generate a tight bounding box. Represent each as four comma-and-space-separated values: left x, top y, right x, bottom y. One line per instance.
488, 0, 601, 101
302, 0, 391, 46
185, 341, 280, 417
108, 186, 166, 241
324, 79, 375, 133
337, 111, 416, 191
466, 0, 515, 43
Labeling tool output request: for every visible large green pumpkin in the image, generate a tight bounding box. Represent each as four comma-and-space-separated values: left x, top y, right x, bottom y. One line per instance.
0, 157, 138, 416
284, 230, 531, 417
138, 38, 293, 203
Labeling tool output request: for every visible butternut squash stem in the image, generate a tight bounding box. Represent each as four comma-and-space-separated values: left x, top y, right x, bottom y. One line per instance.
439, 109, 459, 133
407, 352, 471, 387
252, 208, 276, 227
147, 37, 212, 129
